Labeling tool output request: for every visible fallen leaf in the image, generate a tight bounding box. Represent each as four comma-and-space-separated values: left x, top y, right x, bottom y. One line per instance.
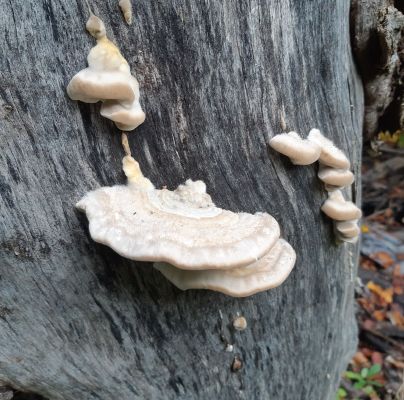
387, 310, 404, 327
367, 281, 394, 304
372, 310, 386, 321
370, 252, 395, 268
385, 355, 404, 369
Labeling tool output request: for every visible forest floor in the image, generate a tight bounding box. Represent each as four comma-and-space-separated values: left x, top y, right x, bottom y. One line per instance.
338, 139, 404, 400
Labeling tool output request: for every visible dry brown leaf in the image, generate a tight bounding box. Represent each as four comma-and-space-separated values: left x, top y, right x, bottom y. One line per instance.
370, 251, 395, 268
373, 309, 387, 321
387, 310, 404, 327
385, 355, 404, 369
367, 281, 394, 304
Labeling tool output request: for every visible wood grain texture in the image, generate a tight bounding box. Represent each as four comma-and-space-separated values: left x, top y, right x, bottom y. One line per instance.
0, 1, 363, 399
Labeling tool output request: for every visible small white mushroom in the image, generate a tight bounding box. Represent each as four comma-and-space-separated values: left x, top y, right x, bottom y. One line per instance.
307, 129, 350, 169
321, 190, 362, 221
269, 131, 321, 165
119, 0, 133, 25
318, 165, 355, 191
77, 156, 282, 271
154, 239, 296, 297
67, 15, 145, 131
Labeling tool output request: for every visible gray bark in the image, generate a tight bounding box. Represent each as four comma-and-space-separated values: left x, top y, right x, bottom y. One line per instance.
0, 1, 363, 399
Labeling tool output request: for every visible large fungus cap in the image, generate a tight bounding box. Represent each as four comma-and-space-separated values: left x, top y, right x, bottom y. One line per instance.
154, 239, 296, 297
321, 190, 362, 221
318, 165, 354, 190
76, 157, 281, 270
307, 129, 350, 169
269, 131, 321, 165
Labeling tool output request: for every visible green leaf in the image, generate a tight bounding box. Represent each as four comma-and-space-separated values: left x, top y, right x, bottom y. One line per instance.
368, 364, 381, 377
354, 381, 366, 390
344, 371, 362, 381
337, 388, 347, 398
361, 368, 369, 378
363, 385, 375, 395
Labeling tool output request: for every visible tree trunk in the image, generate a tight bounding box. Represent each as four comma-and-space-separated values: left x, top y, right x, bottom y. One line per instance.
0, 1, 363, 399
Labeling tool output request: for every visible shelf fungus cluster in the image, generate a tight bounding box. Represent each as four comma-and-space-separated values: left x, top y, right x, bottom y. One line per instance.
67, 14, 145, 131
270, 129, 361, 243
69, 15, 296, 297
77, 160, 296, 297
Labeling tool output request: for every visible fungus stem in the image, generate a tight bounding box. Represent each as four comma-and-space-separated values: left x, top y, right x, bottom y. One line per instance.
121, 132, 132, 157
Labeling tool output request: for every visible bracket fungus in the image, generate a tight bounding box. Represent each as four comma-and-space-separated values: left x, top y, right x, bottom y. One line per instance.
318, 165, 355, 192
71, 14, 296, 297
269, 131, 321, 165
67, 14, 145, 131
321, 190, 361, 243
321, 190, 362, 221
270, 127, 359, 243
335, 220, 360, 243
76, 155, 296, 295
307, 129, 350, 169
76, 156, 284, 270
154, 239, 296, 297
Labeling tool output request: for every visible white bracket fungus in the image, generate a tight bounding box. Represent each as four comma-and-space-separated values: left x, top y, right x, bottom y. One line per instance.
76, 155, 284, 271
270, 126, 360, 244
334, 220, 360, 243
317, 165, 355, 192
307, 129, 350, 169
119, 0, 133, 25
67, 15, 145, 131
154, 239, 296, 297
269, 131, 321, 165
71, 14, 296, 297
321, 190, 362, 244
76, 142, 296, 296
321, 190, 362, 221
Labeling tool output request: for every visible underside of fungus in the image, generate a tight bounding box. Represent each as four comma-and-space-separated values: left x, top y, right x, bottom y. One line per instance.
67, 15, 145, 131
154, 239, 296, 297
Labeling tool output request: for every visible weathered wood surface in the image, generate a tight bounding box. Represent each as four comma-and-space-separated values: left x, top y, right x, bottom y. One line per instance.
0, 1, 363, 399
